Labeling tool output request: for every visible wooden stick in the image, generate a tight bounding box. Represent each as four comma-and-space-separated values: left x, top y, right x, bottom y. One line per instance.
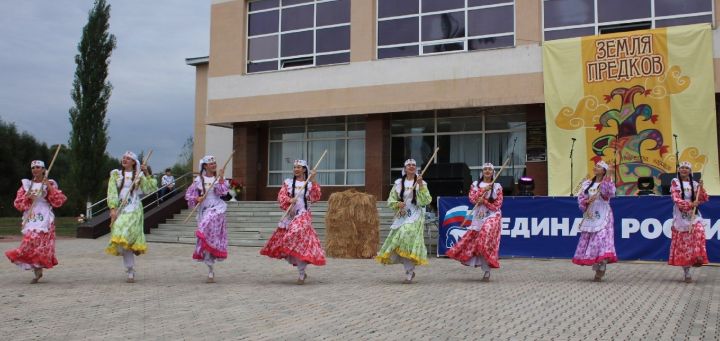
419, 147, 440, 177
689, 177, 703, 233
459, 158, 511, 227
280, 150, 328, 221
111, 149, 154, 228
182, 151, 235, 224
23, 145, 63, 226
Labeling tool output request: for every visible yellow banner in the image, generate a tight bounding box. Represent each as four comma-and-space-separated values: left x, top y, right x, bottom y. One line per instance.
543, 24, 719, 196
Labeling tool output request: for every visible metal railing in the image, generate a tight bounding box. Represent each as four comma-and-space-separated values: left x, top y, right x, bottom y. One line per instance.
85, 172, 195, 219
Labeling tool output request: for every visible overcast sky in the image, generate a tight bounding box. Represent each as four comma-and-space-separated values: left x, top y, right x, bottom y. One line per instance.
0, 0, 209, 171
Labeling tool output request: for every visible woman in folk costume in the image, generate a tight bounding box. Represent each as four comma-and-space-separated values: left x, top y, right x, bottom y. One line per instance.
260, 159, 325, 285
5, 160, 67, 284
106, 151, 157, 283
376, 159, 432, 284
446, 163, 503, 282
185, 155, 229, 283
572, 160, 617, 282
669, 161, 709, 283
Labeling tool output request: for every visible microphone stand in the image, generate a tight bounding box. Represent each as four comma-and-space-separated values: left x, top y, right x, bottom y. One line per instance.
570, 138, 576, 196
511, 136, 517, 195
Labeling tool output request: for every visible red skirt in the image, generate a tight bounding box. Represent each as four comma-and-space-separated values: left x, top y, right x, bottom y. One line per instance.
446, 216, 501, 268
5, 225, 58, 270
668, 223, 708, 267
260, 211, 326, 266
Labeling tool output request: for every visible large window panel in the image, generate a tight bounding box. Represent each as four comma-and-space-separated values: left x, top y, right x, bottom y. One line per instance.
281, 5, 314, 31
268, 117, 365, 186
543, 0, 594, 28
421, 12, 465, 41
598, 0, 651, 23
378, 0, 515, 59
317, 0, 350, 26
468, 6, 514, 36
438, 134, 483, 167
391, 136, 435, 168
248, 0, 351, 73
378, 18, 420, 45
544, 0, 714, 41
281, 30, 313, 57
655, 0, 712, 16
316, 26, 350, 53
248, 35, 279, 61
248, 10, 279, 36
249, 0, 279, 12
378, 0, 419, 18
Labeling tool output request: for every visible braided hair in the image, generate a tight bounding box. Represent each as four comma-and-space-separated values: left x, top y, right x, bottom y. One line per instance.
398, 174, 418, 206
118, 163, 138, 197
679, 172, 696, 202
197, 163, 209, 198
291, 166, 309, 209
584, 169, 606, 196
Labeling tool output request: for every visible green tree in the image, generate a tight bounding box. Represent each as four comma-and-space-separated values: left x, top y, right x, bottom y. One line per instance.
67, 0, 116, 207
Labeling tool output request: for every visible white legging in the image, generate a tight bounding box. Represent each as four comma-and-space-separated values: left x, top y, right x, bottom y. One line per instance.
118, 247, 135, 271
466, 256, 491, 272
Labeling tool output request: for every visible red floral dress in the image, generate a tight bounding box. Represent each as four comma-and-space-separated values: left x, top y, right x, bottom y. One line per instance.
6, 179, 67, 270
668, 178, 709, 267
260, 179, 326, 266
446, 181, 503, 268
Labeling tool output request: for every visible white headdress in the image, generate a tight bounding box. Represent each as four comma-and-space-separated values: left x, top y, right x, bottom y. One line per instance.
199, 155, 216, 175
595, 160, 609, 171
30, 160, 45, 168
679, 161, 692, 170
294, 159, 308, 168
122, 151, 141, 174
402, 159, 418, 176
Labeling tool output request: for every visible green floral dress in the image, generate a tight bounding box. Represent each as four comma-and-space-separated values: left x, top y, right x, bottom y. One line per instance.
105, 169, 157, 255
376, 178, 432, 266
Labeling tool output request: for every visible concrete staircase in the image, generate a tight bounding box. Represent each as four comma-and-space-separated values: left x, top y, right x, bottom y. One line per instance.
146, 201, 438, 254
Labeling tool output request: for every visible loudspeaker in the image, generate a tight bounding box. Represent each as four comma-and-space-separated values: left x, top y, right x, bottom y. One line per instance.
495, 175, 515, 196
421, 163, 472, 206
659, 172, 701, 195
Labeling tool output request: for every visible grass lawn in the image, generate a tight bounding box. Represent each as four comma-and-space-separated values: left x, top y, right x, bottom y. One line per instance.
0, 217, 78, 237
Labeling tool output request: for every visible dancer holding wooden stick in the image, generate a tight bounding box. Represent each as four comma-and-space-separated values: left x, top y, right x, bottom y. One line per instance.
260, 152, 327, 285
106, 151, 157, 283
6, 150, 67, 284
185, 155, 231, 283
572, 160, 617, 282
446, 160, 509, 282
669, 161, 708, 283
376, 150, 438, 284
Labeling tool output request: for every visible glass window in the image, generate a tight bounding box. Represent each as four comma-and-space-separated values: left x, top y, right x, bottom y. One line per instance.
421, 0, 464, 13
543, 0, 714, 41
268, 117, 365, 186
281, 5, 314, 31
248, 36, 278, 61
248, 11, 279, 36
316, 26, 350, 53
247, 0, 351, 73
378, 18, 420, 46
655, 0, 712, 16
378, 0, 515, 59
378, 45, 419, 59
378, 0, 419, 18
281, 30, 313, 57
468, 6, 514, 36
317, 0, 350, 26
598, 0, 651, 22
421, 12, 465, 41
543, 0, 594, 28
391, 106, 527, 182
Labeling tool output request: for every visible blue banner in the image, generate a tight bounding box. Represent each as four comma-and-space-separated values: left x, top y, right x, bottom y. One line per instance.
438, 196, 720, 263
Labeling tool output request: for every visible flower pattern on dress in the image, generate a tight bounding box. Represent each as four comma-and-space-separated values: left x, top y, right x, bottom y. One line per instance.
260, 181, 326, 266
668, 178, 709, 266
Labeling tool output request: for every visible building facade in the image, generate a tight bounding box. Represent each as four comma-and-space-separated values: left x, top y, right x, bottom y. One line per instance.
188, 0, 720, 201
